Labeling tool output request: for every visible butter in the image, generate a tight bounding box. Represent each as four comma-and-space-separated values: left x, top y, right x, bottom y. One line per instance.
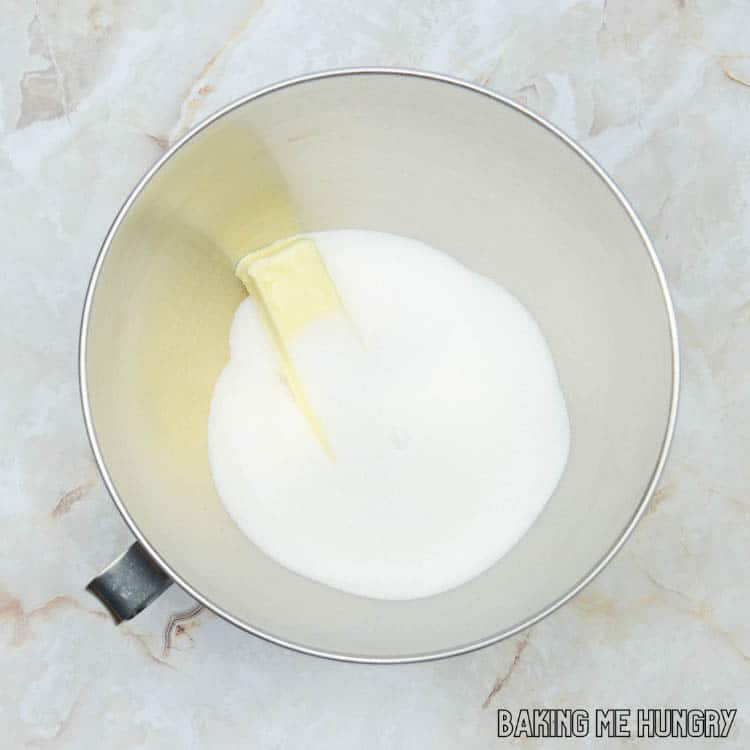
235, 237, 345, 455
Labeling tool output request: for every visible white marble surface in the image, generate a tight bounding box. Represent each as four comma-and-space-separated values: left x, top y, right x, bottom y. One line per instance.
2, 0, 749, 747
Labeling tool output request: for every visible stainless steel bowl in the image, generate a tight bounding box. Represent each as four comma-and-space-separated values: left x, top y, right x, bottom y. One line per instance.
80, 69, 679, 663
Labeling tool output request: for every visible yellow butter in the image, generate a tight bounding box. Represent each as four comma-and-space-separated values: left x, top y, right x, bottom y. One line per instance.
236, 237, 344, 455
236, 237, 343, 339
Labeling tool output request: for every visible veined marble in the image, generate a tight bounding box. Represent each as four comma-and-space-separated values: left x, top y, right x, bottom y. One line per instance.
1, 1, 748, 747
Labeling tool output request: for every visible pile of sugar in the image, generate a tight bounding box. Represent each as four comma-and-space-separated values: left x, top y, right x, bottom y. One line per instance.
208, 230, 570, 600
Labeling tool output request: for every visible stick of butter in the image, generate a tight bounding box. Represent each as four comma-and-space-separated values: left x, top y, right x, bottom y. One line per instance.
235, 237, 345, 456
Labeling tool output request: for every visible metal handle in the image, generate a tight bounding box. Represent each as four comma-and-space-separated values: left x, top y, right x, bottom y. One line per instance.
86, 541, 172, 623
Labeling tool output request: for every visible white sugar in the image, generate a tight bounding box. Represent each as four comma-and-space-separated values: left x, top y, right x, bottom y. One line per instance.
208, 230, 570, 599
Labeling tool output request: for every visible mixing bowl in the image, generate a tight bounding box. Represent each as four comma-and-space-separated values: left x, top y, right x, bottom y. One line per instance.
80, 69, 679, 662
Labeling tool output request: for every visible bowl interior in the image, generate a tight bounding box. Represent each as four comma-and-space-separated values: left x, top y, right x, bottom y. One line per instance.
84, 72, 676, 661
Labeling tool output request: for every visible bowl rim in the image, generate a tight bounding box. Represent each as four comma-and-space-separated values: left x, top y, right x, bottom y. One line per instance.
79, 67, 680, 664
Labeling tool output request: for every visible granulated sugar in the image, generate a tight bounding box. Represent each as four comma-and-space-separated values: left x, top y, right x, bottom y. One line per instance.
208, 230, 570, 599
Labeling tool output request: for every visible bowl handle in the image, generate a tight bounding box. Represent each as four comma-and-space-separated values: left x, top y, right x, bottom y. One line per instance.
86, 542, 172, 623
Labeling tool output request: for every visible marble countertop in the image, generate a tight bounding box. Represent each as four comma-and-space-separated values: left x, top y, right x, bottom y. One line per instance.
2, 0, 748, 746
